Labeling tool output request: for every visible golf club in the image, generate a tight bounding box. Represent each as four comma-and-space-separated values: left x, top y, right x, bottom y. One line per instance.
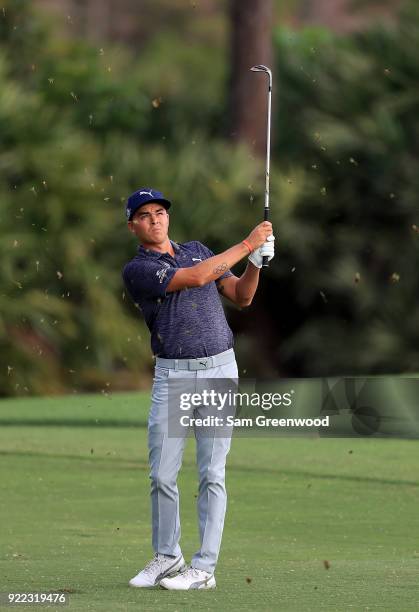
250, 64, 272, 268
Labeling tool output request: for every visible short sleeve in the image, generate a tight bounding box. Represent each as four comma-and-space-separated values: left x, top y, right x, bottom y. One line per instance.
195, 242, 233, 280
122, 258, 177, 300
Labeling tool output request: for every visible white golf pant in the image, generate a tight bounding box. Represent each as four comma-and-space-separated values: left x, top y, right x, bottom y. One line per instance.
147, 348, 238, 573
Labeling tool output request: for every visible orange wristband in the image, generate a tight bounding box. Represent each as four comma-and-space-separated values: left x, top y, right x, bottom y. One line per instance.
242, 239, 252, 254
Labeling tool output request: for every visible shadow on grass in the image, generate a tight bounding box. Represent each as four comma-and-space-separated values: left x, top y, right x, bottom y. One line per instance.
0, 419, 146, 428
0, 449, 418, 487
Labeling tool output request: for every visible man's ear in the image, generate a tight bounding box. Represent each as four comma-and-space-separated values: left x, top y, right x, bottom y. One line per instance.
127, 221, 135, 234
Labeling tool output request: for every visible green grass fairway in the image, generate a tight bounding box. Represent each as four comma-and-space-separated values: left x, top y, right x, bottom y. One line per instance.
1, 392, 419, 611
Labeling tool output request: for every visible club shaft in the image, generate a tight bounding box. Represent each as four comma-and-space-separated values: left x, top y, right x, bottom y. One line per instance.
262, 73, 272, 267
265, 80, 272, 213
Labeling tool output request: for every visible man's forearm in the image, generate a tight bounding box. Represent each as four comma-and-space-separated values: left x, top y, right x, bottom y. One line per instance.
194, 243, 250, 285
235, 261, 260, 306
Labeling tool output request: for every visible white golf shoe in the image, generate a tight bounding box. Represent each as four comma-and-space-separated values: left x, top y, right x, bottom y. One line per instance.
128, 553, 187, 588
159, 566, 216, 590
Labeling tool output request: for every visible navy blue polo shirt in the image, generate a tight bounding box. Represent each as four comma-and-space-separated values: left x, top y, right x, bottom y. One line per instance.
122, 240, 234, 359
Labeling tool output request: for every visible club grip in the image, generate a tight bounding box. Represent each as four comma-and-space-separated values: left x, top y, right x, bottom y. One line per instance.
262, 207, 269, 268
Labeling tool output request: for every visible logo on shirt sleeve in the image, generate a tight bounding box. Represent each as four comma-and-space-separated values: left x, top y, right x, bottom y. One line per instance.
156, 262, 171, 284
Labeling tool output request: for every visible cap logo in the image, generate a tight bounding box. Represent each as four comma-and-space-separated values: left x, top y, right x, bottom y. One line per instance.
139, 190, 154, 197
126, 207, 131, 219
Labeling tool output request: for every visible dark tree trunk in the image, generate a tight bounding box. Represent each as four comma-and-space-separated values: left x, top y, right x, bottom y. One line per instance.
229, 0, 273, 157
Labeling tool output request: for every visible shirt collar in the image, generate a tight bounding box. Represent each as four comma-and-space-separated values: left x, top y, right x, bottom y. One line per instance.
137, 239, 180, 259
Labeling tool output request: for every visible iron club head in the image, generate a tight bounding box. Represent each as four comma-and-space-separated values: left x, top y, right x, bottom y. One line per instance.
250, 65, 272, 88
250, 64, 272, 76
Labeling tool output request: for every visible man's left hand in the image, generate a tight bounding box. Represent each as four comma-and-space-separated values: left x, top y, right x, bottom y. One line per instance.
248, 234, 275, 269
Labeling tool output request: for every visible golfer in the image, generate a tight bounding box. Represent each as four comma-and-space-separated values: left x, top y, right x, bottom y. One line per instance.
122, 187, 274, 590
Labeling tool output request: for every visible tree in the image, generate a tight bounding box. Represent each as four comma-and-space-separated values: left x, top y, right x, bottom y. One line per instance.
229, 0, 274, 157
0, 0, 259, 396
268, 1, 419, 376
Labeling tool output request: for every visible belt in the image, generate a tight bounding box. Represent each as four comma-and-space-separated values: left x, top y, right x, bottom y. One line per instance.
155, 348, 235, 371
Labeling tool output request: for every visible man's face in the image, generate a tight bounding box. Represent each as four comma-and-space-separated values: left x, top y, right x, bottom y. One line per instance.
127, 203, 170, 244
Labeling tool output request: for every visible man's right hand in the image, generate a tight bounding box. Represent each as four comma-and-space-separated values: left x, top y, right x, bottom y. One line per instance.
245, 221, 273, 251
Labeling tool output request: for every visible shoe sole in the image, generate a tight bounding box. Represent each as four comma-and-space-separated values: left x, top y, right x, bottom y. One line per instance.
159, 577, 216, 590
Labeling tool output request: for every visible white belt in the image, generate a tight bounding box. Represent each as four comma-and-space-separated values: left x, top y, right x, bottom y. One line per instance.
155, 348, 235, 371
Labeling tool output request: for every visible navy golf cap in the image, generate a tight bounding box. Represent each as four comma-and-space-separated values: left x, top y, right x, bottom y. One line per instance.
126, 188, 171, 221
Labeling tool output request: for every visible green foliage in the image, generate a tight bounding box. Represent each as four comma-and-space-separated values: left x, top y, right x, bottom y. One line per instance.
272, 3, 419, 375
2, 0, 419, 395
0, 0, 257, 396
0, 48, 150, 395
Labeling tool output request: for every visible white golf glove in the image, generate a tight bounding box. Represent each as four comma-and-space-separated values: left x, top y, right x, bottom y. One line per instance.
248, 234, 275, 268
